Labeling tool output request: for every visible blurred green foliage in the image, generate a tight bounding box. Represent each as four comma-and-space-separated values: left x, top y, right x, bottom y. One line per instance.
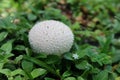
0, 0, 120, 80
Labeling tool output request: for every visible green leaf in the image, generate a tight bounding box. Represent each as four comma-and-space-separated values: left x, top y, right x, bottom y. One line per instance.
0, 32, 8, 42
0, 63, 4, 69
77, 76, 84, 80
22, 60, 33, 72
71, 22, 80, 30
14, 55, 23, 64
93, 70, 108, 80
64, 52, 73, 61
112, 20, 120, 33
35, 53, 47, 59
44, 77, 55, 80
11, 69, 26, 76
31, 68, 47, 78
75, 60, 91, 70
25, 48, 32, 56
23, 56, 60, 77
96, 36, 106, 48
4, 53, 14, 59
0, 69, 11, 76
45, 55, 60, 64
0, 17, 17, 30
14, 45, 25, 51
112, 49, 120, 63
101, 34, 113, 53
14, 76, 22, 80
0, 40, 13, 53
77, 49, 87, 59
64, 77, 76, 80
27, 13, 37, 21
67, 0, 77, 4
62, 71, 72, 79
91, 68, 100, 74
0, 54, 5, 60
0, 49, 4, 54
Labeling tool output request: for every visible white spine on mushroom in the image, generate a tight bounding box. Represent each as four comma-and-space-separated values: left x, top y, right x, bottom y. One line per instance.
29, 20, 74, 55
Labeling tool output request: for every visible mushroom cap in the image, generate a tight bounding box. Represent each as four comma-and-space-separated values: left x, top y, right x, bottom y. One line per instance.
28, 20, 74, 55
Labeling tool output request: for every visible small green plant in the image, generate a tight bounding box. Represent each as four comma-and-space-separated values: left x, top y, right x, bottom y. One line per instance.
0, 0, 120, 80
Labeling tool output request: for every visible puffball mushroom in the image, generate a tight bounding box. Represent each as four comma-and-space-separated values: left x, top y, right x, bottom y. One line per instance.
28, 20, 74, 55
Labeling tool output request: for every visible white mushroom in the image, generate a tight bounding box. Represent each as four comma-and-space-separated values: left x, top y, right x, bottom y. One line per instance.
28, 20, 74, 55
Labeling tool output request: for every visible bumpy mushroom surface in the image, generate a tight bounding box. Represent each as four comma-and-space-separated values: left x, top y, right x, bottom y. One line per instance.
28, 20, 74, 55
